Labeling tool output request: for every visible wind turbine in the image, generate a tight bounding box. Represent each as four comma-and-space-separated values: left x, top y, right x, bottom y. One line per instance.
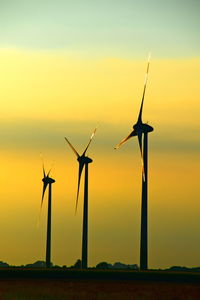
41, 165, 55, 268
65, 128, 97, 269
115, 54, 153, 270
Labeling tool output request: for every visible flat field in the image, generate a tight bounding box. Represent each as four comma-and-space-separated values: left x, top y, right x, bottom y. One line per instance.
0, 269, 199, 300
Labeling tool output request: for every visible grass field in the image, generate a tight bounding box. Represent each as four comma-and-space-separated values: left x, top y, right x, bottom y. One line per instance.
0, 269, 199, 300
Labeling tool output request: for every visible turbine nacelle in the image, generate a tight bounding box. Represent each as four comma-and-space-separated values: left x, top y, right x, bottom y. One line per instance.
133, 122, 154, 134
78, 155, 93, 164
42, 176, 55, 184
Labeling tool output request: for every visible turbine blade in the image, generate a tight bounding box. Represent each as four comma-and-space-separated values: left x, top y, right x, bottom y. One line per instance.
114, 130, 136, 149
43, 164, 46, 178
137, 53, 151, 123
75, 161, 85, 214
41, 182, 48, 207
47, 169, 51, 177
40, 153, 47, 177
47, 161, 55, 177
137, 132, 145, 181
83, 127, 97, 156
65, 137, 80, 158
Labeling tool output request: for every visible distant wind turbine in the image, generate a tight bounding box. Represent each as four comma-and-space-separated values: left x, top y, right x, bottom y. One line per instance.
41, 165, 55, 268
115, 54, 153, 270
65, 128, 97, 269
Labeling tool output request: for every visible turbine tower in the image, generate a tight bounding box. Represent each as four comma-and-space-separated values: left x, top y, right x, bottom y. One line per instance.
41, 165, 55, 268
65, 128, 97, 269
115, 54, 153, 270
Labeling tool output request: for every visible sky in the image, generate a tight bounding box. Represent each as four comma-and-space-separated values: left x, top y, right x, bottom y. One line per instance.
0, 0, 199, 269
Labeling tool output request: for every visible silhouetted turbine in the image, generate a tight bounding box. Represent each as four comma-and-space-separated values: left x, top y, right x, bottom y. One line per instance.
65, 128, 97, 269
41, 165, 55, 268
115, 54, 153, 270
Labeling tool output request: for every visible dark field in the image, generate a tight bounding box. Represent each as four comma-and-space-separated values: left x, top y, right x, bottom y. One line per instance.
0, 269, 200, 300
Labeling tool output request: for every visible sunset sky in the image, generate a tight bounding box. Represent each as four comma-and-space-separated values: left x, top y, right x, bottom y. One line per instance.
0, 0, 199, 269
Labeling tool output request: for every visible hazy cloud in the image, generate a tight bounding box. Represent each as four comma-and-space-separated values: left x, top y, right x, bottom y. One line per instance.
0, 119, 199, 153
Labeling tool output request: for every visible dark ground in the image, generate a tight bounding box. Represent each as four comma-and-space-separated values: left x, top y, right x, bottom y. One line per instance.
0, 269, 200, 300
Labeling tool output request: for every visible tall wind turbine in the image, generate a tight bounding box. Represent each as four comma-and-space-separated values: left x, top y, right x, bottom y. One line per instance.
65, 128, 97, 269
115, 54, 153, 270
41, 165, 55, 268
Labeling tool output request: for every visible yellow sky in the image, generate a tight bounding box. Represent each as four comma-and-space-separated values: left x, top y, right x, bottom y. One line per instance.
0, 49, 199, 125
0, 49, 199, 268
